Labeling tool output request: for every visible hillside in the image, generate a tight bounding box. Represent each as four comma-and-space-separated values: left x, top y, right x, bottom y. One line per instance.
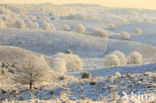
0, 3, 156, 103
0, 46, 55, 70
1, 63, 156, 102
0, 29, 156, 62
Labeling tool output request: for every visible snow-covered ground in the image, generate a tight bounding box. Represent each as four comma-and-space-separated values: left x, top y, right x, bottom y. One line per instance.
0, 3, 156, 103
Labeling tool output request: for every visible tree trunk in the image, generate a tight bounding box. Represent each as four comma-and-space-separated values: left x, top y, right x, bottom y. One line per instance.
30, 82, 32, 90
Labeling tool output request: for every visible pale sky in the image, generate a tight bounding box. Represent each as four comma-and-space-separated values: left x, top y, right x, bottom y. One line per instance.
0, 0, 156, 10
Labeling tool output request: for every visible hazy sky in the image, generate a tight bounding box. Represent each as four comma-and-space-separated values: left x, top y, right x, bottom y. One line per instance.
0, 0, 155, 10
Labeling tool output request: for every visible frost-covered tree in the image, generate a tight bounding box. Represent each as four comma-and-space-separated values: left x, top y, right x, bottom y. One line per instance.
56, 53, 83, 71
0, 19, 6, 28
75, 24, 86, 33
91, 29, 109, 38
120, 32, 131, 40
13, 57, 51, 90
63, 24, 71, 31
127, 51, 143, 64
14, 19, 25, 29
104, 54, 120, 67
113, 51, 127, 65
133, 28, 142, 35
42, 22, 56, 32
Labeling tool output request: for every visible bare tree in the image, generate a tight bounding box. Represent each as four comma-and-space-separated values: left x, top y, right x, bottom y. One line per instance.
13, 57, 50, 90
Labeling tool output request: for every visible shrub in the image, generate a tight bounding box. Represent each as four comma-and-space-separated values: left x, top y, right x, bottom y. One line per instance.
33, 22, 39, 29
113, 51, 127, 65
119, 18, 127, 23
61, 14, 85, 20
109, 24, 116, 29
75, 24, 86, 33
133, 28, 142, 35
91, 29, 109, 38
51, 57, 67, 74
75, 14, 85, 20
115, 72, 121, 77
63, 24, 71, 31
127, 51, 143, 64
56, 53, 83, 71
104, 54, 120, 67
26, 21, 39, 30
26, 21, 33, 29
42, 22, 56, 32
120, 32, 131, 40
6, 18, 15, 28
14, 19, 25, 29
0, 19, 6, 28
60, 14, 100, 20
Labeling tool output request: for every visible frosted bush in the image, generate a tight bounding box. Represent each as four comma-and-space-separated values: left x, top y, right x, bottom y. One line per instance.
136, 19, 143, 22
6, 18, 15, 28
61, 14, 100, 20
116, 72, 121, 77
75, 24, 86, 33
56, 53, 83, 71
120, 32, 131, 40
60, 14, 85, 20
87, 15, 101, 20
33, 22, 39, 29
48, 24, 56, 32
21, 14, 28, 19
42, 22, 50, 31
43, 17, 50, 20
26, 21, 34, 29
51, 57, 67, 74
104, 54, 120, 67
36, 16, 42, 20
0, 19, 6, 28
127, 51, 143, 64
63, 24, 71, 31
120, 18, 127, 23
91, 29, 109, 38
42, 22, 56, 32
60, 14, 74, 20
14, 19, 25, 29
75, 13, 85, 20
109, 24, 116, 29
133, 28, 142, 35
113, 51, 127, 65
26, 21, 39, 30
28, 15, 36, 20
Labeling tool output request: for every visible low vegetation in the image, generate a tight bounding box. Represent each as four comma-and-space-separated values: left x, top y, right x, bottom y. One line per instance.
91, 29, 109, 38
